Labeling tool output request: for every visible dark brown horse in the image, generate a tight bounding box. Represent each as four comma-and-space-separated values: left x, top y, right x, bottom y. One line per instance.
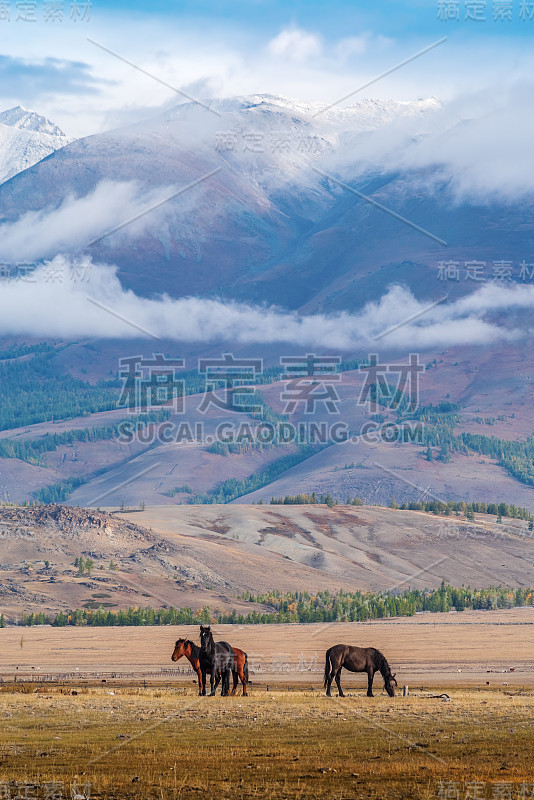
171, 638, 249, 696
324, 645, 397, 698
199, 625, 235, 696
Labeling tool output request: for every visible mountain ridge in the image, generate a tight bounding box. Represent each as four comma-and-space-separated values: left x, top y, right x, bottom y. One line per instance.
0, 105, 71, 185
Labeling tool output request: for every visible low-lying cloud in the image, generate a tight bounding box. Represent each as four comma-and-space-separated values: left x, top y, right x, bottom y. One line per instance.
0, 181, 182, 263
0, 256, 531, 350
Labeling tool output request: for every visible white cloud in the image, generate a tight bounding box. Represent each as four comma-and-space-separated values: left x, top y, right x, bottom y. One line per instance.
268, 28, 323, 63
335, 33, 393, 61
317, 83, 534, 202
0, 180, 180, 262
335, 34, 371, 59
399, 85, 534, 201
0, 257, 530, 350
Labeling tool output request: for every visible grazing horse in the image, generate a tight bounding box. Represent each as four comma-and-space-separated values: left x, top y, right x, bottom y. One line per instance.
199, 625, 234, 697
324, 645, 397, 698
171, 638, 249, 696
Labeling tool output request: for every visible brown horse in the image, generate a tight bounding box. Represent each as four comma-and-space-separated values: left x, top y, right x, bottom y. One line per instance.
171, 638, 249, 696
324, 644, 397, 698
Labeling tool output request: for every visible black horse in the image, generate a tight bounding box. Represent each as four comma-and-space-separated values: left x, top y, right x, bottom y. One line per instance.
199, 625, 234, 697
324, 644, 397, 698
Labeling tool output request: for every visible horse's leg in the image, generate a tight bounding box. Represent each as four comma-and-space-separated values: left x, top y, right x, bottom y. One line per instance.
229, 654, 237, 696
200, 666, 207, 696
325, 662, 334, 697
231, 668, 238, 696
196, 667, 203, 696
240, 662, 247, 697
325, 651, 337, 697
209, 663, 217, 696
367, 668, 375, 697
221, 667, 230, 697
335, 668, 344, 698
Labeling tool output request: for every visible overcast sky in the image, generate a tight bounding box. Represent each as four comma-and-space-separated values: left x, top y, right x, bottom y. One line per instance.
0, 0, 533, 136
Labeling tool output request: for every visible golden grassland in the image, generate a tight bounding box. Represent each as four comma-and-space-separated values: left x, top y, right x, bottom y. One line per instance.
1, 612, 534, 798
0, 686, 533, 800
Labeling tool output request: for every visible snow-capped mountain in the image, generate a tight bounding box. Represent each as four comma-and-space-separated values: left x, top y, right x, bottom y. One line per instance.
0, 106, 71, 184
0, 94, 531, 312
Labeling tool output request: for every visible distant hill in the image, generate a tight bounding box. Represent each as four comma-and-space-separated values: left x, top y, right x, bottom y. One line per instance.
1, 502, 533, 621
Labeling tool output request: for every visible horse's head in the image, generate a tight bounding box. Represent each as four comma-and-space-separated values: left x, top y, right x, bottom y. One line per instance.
171, 638, 188, 662
200, 625, 212, 652
385, 672, 397, 697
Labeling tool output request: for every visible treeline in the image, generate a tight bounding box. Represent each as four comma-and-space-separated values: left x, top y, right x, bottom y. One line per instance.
269, 493, 363, 507
460, 433, 534, 487
269, 494, 532, 521
0, 343, 298, 435
0, 425, 119, 465
423, 429, 534, 486
15, 583, 534, 627
32, 477, 88, 504
392, 498, 533, 521
205, 394, 292, 457
400, 402, 534, 487
412, 401, 462, 422
0, 342, 56, 361
21, 606, 212, 627
0, 349, 120, 431
165, 485, 192, 498
192, 444, 321, 504
232, 583, 534, 623
0, 411, 170, 466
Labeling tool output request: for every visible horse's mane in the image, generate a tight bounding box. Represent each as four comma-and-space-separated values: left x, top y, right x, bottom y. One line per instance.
375, 649, 392, 678
177, 638, 199, 653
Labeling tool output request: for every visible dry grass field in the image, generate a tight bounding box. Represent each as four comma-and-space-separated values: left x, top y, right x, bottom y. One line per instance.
0, 687, 533, 800
1, 612, 534, 798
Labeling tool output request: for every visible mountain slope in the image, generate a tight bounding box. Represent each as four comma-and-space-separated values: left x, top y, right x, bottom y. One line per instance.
0, 94, 485, 307
0, 93, 530, 311
0, 106, 71, 185
1, 502, 533, 619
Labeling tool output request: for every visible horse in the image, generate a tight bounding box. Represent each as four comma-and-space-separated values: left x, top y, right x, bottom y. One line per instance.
199, 625, 234, 697
324, 644, 397, 698
171, 638, 249, 696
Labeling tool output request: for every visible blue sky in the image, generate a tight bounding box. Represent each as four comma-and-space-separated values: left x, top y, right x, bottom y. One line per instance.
98, 0, 534, 37
0, 0, 532, 135
90, 0, 534, 45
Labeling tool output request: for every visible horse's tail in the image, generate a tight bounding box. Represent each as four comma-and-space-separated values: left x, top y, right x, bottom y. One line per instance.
243, 652, 249, 683
324, 648, 332, 688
